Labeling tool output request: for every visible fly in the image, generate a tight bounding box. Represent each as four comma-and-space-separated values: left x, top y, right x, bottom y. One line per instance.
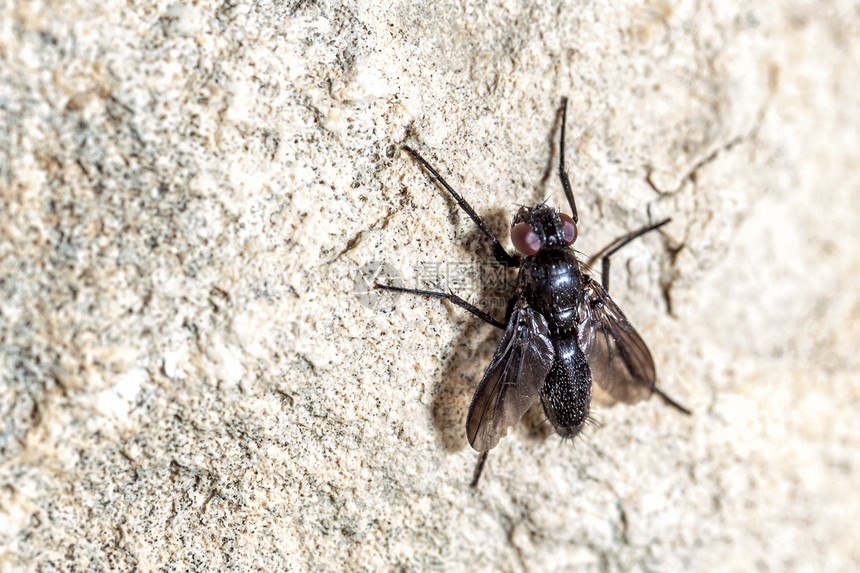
378, 99, 690, 485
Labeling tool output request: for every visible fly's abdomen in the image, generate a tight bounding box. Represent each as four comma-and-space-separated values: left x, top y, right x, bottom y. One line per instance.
539, 335, 592, 438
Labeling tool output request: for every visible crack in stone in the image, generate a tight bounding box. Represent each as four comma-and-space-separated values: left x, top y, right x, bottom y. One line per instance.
327, 210, 394, 264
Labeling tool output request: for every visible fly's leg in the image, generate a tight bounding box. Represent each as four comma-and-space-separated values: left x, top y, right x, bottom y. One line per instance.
558, 97, 579, 223
382, 148, 514, 329
402, 146, 520, 267
375, 284, 505, 330
588, 219, 671, 292
653, 387, 691, 415
589, 219, 691, 415
470, 450, 489, 488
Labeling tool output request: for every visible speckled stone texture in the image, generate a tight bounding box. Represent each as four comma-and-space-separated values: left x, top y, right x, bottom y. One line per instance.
1, 1, 858, 571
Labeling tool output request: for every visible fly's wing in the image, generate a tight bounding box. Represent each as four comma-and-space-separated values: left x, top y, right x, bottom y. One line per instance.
577, 275, 656, 404
466, 296, 555, 452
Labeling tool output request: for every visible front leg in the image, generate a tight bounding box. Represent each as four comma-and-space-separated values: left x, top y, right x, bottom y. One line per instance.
403, 146, 520, 267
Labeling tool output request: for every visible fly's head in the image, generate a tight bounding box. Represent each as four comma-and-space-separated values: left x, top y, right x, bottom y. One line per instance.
510, 203, 578, 256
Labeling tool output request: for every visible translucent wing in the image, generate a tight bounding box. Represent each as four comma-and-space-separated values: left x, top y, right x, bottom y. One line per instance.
466, 296, 555, 452
577, 275, 656, 404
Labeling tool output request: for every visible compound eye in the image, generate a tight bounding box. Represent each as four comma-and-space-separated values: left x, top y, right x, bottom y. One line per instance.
559, 213, 578, 245
511, 222, 541, 255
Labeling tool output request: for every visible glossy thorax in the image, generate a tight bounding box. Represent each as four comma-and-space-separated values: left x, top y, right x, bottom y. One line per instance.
511, 204, 583, 334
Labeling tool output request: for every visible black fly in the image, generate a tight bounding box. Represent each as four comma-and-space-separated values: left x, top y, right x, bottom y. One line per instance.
378, 99, 690, 485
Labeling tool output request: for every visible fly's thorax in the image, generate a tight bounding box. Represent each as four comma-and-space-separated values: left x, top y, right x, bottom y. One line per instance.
517, 246, 583, 332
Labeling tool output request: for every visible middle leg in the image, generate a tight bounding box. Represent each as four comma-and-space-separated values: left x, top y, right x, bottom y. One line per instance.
587, 219, 671, 292
586, 219, 691, 415
375, 284, 506, 330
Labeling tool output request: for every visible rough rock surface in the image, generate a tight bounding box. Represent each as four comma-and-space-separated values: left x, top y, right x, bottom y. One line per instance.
1, 1, 858, 571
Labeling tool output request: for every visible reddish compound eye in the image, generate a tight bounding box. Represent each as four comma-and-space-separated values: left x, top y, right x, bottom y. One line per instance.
560, 213, 578, 245
511, 222, 541, 255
